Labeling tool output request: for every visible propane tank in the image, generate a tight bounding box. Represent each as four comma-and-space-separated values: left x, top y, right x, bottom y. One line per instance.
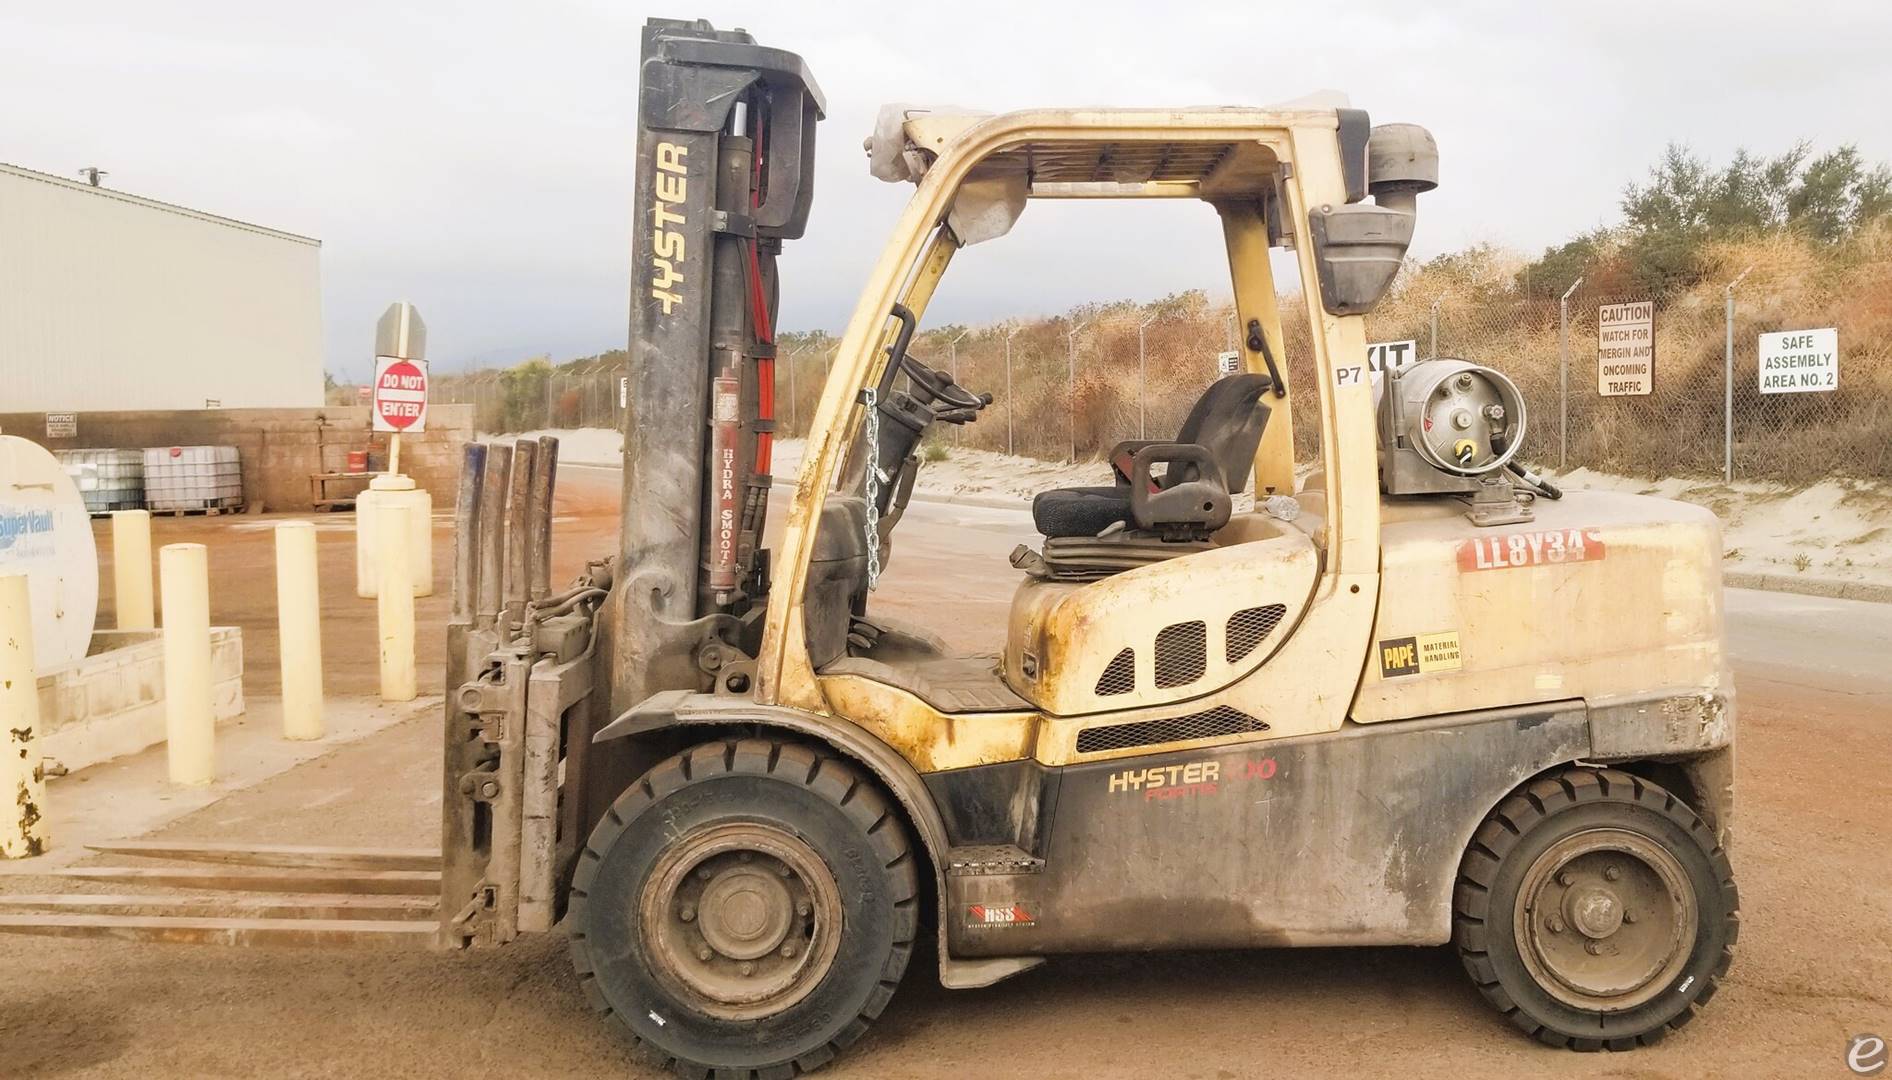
1377, 358, 1528, 496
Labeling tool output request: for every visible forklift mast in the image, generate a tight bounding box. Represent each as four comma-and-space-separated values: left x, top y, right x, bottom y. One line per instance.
609, 18, 826, 721
437, 21, 825, 949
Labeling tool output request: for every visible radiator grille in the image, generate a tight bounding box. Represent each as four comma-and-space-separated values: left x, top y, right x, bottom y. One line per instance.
1094, 648, 1136, 696
1225, 604, 1288, 664
1153, 620, 1207, 688
1075, 705, 1269, 754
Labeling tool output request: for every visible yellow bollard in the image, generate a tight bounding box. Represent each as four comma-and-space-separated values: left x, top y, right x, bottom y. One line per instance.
274, 522, 325, 740
159, 543, 214, 785
377, 502, 416, 702
111, 509, 155, 630
1, 574, 48, 858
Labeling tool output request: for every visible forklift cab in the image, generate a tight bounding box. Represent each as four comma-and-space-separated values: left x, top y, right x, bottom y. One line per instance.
769, 103, 1437, 750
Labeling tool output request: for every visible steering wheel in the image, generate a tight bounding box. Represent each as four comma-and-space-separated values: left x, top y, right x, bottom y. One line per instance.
900, 356, 986, 411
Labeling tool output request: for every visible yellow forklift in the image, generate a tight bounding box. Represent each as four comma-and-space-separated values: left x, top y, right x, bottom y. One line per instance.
5, 19, 1738, 1079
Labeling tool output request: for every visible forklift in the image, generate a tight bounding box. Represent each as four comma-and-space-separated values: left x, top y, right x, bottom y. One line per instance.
6, 18, 1739, 1078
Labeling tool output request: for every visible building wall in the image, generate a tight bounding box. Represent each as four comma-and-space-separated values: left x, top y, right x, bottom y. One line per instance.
0, 405, 474, 512
0, 163, 324, 411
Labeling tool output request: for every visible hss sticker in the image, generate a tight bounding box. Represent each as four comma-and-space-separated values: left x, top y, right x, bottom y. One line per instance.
968, 903, 1034, 927
1379, 630, 1463, 678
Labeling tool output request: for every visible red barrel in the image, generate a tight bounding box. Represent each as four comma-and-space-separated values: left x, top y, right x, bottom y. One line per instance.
346, 450, 369, 473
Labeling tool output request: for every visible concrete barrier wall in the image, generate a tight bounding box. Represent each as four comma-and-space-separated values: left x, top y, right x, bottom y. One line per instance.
0, 405, 472, 511
37, 627, 245, 773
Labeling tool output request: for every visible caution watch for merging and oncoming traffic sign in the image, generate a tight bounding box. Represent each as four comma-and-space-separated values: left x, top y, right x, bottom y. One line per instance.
1597, 301, 1654, 397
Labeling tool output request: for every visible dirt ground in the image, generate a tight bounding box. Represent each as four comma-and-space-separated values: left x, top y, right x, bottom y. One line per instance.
4, 466, 1889, 1079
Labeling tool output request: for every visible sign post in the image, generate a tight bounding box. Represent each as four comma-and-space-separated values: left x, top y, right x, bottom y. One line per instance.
1597, 301, 1654, 396
371, 302, 430, 473
357, 302, 434, 602
1758, 328, 1839, 393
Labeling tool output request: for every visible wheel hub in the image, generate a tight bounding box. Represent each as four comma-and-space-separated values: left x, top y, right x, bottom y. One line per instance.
1514, 827, 1697, 1012
697, 866, 795, 961
639, 822, 843, 1021
1563, 884, 1625, 939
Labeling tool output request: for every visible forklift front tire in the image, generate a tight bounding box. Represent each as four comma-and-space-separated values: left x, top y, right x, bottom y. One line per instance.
1453, 766, 1737, 1051
569, 738, 920, 1079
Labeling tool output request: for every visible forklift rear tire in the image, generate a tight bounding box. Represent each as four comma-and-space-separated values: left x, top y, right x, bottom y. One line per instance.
1452, 767, 1737, 1050
569, 738, 920, 1079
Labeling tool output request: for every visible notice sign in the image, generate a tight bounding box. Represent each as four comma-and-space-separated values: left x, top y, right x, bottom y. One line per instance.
1597, 301, 1654, 396
1758, 328, 1838, 394
1366, 339, 1419, 374
371, 355, 429, 432
44, 413, 77, 439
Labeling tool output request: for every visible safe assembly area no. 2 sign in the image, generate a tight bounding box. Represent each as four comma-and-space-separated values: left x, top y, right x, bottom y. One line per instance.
1758, 328, 1838, 394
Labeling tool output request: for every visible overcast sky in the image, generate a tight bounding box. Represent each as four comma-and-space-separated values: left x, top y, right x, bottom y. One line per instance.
5, 1, 1889, 376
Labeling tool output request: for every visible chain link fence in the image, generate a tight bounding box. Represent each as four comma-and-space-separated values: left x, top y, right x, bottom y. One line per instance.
431, 359, 629, 434
1397, 260, 1892, 483
434, 260, 1891, 486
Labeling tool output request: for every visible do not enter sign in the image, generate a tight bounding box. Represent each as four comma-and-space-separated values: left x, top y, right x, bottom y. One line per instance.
372, 356, 429, 432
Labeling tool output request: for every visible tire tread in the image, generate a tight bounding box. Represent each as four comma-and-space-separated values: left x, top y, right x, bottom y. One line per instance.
568, 738, 921, 1080
1451, 766, 1738, 1052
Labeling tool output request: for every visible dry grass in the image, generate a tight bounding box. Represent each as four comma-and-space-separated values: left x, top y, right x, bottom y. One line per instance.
435, 226, 1892, 484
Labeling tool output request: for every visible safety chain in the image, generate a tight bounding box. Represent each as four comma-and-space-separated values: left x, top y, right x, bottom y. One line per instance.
861, 386, 882, 590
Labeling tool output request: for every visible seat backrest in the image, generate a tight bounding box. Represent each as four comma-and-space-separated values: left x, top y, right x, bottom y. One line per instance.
1168, 373, 1273, 490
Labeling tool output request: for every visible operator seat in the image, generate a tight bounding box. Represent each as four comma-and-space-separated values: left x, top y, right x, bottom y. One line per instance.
1031, 373, 1274, 541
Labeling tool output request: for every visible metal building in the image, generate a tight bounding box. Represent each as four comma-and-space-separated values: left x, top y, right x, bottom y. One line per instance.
0, 163, 323, 411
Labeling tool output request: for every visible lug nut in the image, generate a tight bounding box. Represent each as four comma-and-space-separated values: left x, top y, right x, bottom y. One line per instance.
781, 943, 797, 959
1585, 941, 1602, 956
739, 961, 755, 976
1624, 911, 1638, 924
696, 945, 712, 961
1604, 865, 1621, 882
1556, 872, 1573, 887
678, 903, 696, 923
796, 902, 811, 918
1546, 916, 1564, 934
778, 864, 793, 877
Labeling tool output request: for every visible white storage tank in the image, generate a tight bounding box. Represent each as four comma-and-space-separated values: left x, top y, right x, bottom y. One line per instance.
144, 445, 244, 513
54, 448, 145, 515
0, 436, 99, 671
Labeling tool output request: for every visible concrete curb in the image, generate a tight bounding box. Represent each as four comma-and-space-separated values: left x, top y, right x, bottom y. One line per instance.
907, 490, 1032, 513
1725, 570, 1892, 604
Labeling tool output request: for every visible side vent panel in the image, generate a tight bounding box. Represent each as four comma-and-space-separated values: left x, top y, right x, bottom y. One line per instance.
1094, 648, 1136, 697
1153, 620, 1207, 689
1226, 604, 1288, 664
1075, 705, 1269, 754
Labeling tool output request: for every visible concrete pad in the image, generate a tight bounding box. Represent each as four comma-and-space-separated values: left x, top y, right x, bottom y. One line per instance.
0, 693, 438, 873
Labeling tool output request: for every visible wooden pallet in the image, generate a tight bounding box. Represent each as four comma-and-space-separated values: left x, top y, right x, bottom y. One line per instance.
0, 841, 443, 947
145, 506, 245, 518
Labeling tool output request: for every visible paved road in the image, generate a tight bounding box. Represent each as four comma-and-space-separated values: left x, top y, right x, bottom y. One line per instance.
4, 467, 1887, 1079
